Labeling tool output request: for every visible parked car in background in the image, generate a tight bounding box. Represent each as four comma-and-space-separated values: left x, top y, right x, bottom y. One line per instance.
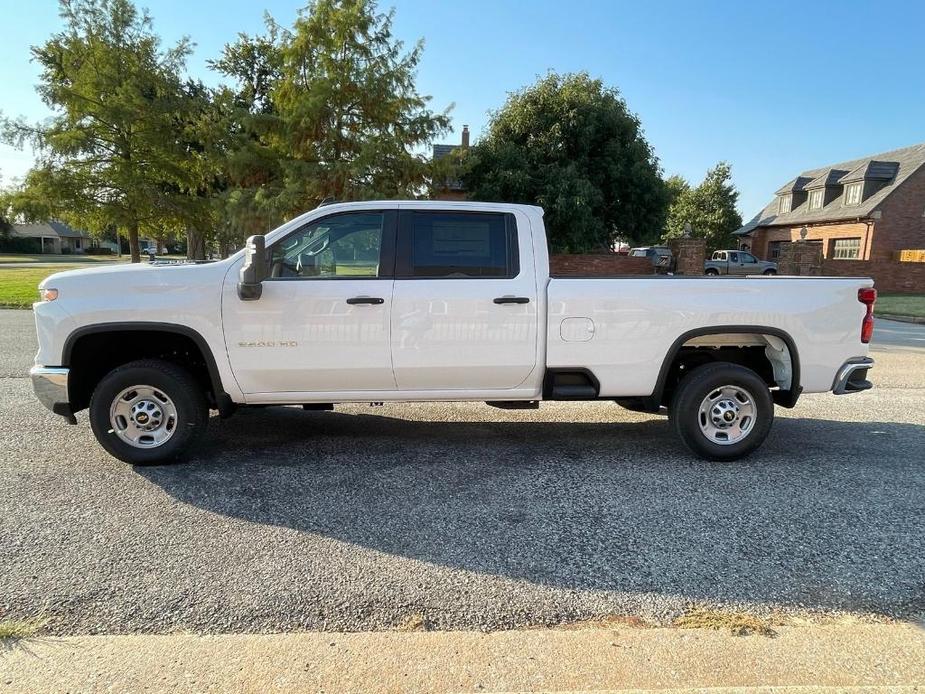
629, 246, 676, 273
705, 250, 777, 276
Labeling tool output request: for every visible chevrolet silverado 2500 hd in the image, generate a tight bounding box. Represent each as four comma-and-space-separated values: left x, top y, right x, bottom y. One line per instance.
30, 201, 876, 464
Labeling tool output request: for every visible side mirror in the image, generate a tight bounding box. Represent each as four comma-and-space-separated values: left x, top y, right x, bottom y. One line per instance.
238, 235, 267, 301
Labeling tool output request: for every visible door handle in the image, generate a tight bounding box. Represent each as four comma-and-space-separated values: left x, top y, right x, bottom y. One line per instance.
346, 296, 384, 305
493, 296, 530, 304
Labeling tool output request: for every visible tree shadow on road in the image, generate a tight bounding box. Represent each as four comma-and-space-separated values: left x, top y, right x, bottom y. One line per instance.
138, 407, 925, 618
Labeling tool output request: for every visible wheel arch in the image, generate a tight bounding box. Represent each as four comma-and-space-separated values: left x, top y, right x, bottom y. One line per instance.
650, 325, 802, 409
62, 322, 233, 415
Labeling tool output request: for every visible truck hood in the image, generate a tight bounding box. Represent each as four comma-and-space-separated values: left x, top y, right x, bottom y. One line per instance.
38, 260, 234, 303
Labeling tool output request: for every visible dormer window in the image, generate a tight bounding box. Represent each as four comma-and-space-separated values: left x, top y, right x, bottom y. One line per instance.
845, 181, 863, 206
808, 188, 824, 210
778, 194, 792, 214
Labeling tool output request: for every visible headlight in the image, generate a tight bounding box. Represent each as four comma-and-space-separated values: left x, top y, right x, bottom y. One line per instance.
39, 288, 58, 302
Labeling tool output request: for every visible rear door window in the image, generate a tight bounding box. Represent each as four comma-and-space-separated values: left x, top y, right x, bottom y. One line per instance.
396, 211, 518, 278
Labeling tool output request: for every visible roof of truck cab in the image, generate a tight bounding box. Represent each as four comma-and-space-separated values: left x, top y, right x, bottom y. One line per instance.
311, 200, 544, 215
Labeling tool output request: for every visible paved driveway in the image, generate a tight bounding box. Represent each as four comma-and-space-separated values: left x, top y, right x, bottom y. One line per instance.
1, 309, 923, 635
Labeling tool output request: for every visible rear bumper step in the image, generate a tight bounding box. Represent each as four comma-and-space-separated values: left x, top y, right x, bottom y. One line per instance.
832, 357, 874, 395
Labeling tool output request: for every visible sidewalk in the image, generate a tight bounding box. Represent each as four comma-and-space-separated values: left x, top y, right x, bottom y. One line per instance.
3, 623, 924, 693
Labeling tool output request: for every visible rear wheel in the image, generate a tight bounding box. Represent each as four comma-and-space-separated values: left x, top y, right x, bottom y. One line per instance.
705, 268, 719, 276
89, 359, 208, 465
669, 362, 773, 461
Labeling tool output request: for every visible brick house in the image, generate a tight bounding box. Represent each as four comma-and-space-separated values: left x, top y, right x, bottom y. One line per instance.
734, 143, 925, 271
431, 125, 470, 201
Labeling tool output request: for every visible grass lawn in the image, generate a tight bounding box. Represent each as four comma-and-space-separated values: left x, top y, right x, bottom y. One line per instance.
0, 266, 87, 308
0, 253, 129, 264
875, 293, 925, 319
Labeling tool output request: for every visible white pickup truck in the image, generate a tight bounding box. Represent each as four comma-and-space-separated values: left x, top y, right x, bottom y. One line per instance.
30, 201, 876, 465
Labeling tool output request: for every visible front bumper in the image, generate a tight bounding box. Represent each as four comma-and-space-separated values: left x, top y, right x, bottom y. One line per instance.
29, 366, 76, 423
832, 357, 874, 395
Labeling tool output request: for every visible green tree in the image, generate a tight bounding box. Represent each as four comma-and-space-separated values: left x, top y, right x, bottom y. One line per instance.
209, 27, 286, 243
663, 174, 690, 211
462, 72, 667, 252
664, 162, 742, 251
212, 0, 451, 232
1, 0, 206, 262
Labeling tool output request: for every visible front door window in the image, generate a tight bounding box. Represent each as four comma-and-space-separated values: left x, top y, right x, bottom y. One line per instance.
270, 212, 386, 278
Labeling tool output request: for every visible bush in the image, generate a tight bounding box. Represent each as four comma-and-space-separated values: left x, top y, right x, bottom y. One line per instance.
0, 237, 43, 254
84, 246, 113, 255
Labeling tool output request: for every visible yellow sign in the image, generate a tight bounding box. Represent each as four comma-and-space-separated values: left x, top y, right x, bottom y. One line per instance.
895, 249, 925, 262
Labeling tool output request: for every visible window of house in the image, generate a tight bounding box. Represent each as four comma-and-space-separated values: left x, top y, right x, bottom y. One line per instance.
845, 182, 863, 206
767, 241, 784, 260
808, 189, 824, 210
778, 194, 792, 214
831, 238, 861, 260
399, 211, 518, 278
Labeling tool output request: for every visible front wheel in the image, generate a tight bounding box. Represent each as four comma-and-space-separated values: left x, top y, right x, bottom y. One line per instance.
763, 268, 777, 275
669, 362, 773, 461
89, 359, 208, 465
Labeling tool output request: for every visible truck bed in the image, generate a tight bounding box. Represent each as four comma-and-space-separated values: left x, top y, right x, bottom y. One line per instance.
545, 275, 873, 397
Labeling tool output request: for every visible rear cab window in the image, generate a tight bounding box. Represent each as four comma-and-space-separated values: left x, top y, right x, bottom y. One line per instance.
396, 211, 519, 278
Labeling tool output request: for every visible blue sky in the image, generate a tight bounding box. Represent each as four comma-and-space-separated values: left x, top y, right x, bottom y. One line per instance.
1, 0, 924, 217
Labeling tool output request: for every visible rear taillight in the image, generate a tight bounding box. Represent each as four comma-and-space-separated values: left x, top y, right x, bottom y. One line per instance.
858, 288, 877, 343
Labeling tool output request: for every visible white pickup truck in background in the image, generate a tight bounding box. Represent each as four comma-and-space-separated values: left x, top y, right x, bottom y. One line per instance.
30, 201, 877, 464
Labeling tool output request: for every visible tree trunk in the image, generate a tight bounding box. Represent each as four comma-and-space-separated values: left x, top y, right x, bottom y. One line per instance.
127, 220, 141, 263
186, 228, 206, 260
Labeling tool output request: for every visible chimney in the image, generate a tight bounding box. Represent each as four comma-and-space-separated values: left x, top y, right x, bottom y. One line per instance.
461, 124, 470, 148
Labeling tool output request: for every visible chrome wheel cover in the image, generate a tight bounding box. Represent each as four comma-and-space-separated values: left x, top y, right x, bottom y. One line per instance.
697, 385, 756, 446
109, 385, 178, 449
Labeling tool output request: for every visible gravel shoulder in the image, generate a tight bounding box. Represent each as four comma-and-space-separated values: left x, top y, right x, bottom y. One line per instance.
1, 310, 923, 636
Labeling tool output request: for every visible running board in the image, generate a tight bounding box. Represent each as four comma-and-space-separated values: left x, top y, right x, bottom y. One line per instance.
543, 369, 600, 400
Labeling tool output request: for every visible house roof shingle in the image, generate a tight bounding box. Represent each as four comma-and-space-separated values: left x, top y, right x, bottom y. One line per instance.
12, 221, 91, 239
774, 176, 813, 195
838, 160, 900, 184
735, 142, 925, 236
804, 169, 849, 189
432, 144, 457, 160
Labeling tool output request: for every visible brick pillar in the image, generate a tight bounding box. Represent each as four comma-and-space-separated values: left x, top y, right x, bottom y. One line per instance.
668, 238, 706, 275
777, 242, 823, 275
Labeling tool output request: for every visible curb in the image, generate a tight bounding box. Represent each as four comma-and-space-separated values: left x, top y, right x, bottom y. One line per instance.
876, 313, 925, 324
3, 625, 924, 693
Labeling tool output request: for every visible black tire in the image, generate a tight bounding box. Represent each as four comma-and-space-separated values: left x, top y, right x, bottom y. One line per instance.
669, 362, 773, 461
89, 359, 209, 465
705, 268, 719, 276
763, 268, 777, 275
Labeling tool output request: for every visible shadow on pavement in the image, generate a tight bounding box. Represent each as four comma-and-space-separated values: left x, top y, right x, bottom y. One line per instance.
138, 407, 925, 616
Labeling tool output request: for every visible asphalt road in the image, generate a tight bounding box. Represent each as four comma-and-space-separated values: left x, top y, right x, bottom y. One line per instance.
1, 309, 923, 635
873, 317, 925, 351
